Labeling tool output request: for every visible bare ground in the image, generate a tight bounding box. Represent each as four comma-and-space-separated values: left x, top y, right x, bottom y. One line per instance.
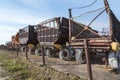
0, 50, 82, 80
2, 50, 120, 80
29, 57, 120, 80
19, 52, 120, 80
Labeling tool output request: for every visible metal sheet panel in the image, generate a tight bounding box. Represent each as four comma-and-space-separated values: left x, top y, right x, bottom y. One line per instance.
37, 25, 59, 43
19, 27, 28, 44
110, 10, 120, 42
61, 17, 100, 40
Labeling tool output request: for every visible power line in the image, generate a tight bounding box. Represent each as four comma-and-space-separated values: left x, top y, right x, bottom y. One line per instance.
88, 8, 106, 26
73, 7, 105, 19
71, 0, 97, 9
72, 8, 107, 40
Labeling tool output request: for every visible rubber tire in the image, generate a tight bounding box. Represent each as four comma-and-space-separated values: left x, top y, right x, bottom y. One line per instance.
20, 46, 25, 52
35, 48, 42, 56
28, 47, 36, 55
59, 48, 70, 60
108, 51, 118, 69
45, 49, 52, 57
75, 49, 86, 64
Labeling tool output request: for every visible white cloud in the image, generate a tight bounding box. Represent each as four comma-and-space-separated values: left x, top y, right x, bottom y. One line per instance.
0, 26, 19, 45
0, 26, 18, 32
18, 0, 51, 11
0, 9, 42, 25
0, 0, 54, 45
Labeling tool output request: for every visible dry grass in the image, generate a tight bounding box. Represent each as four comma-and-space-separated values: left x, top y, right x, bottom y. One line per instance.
0, 50, 83, 80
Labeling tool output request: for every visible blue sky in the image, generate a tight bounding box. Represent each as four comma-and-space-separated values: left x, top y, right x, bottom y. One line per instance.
0, 0, 120, 45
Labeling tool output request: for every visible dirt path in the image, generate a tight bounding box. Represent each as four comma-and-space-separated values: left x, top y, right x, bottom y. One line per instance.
19, 52, 120, 80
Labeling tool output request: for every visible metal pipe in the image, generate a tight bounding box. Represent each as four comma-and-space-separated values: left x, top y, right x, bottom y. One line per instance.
69, 9, 72, 43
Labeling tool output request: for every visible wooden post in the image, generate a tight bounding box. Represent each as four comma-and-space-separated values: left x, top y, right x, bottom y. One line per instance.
117, 55, 119, 68
16, 45, 19, 57
84, 39, 93, 80
105, 53, 108, 67
42, 46, 45, 66
25, 45, 28, 59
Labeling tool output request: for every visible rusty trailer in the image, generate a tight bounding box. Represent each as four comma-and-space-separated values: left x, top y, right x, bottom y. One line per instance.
36, 17, 70, 47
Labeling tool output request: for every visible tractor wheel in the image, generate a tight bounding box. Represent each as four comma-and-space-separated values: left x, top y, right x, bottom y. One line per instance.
59, 48, 70, 60
35, 48, 42, 56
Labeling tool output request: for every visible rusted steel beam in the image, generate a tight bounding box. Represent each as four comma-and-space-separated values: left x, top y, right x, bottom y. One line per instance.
84, 39, 93, 80
71, 38, 111, 48
38, 17, 60, 26
104, 0, 110, 13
